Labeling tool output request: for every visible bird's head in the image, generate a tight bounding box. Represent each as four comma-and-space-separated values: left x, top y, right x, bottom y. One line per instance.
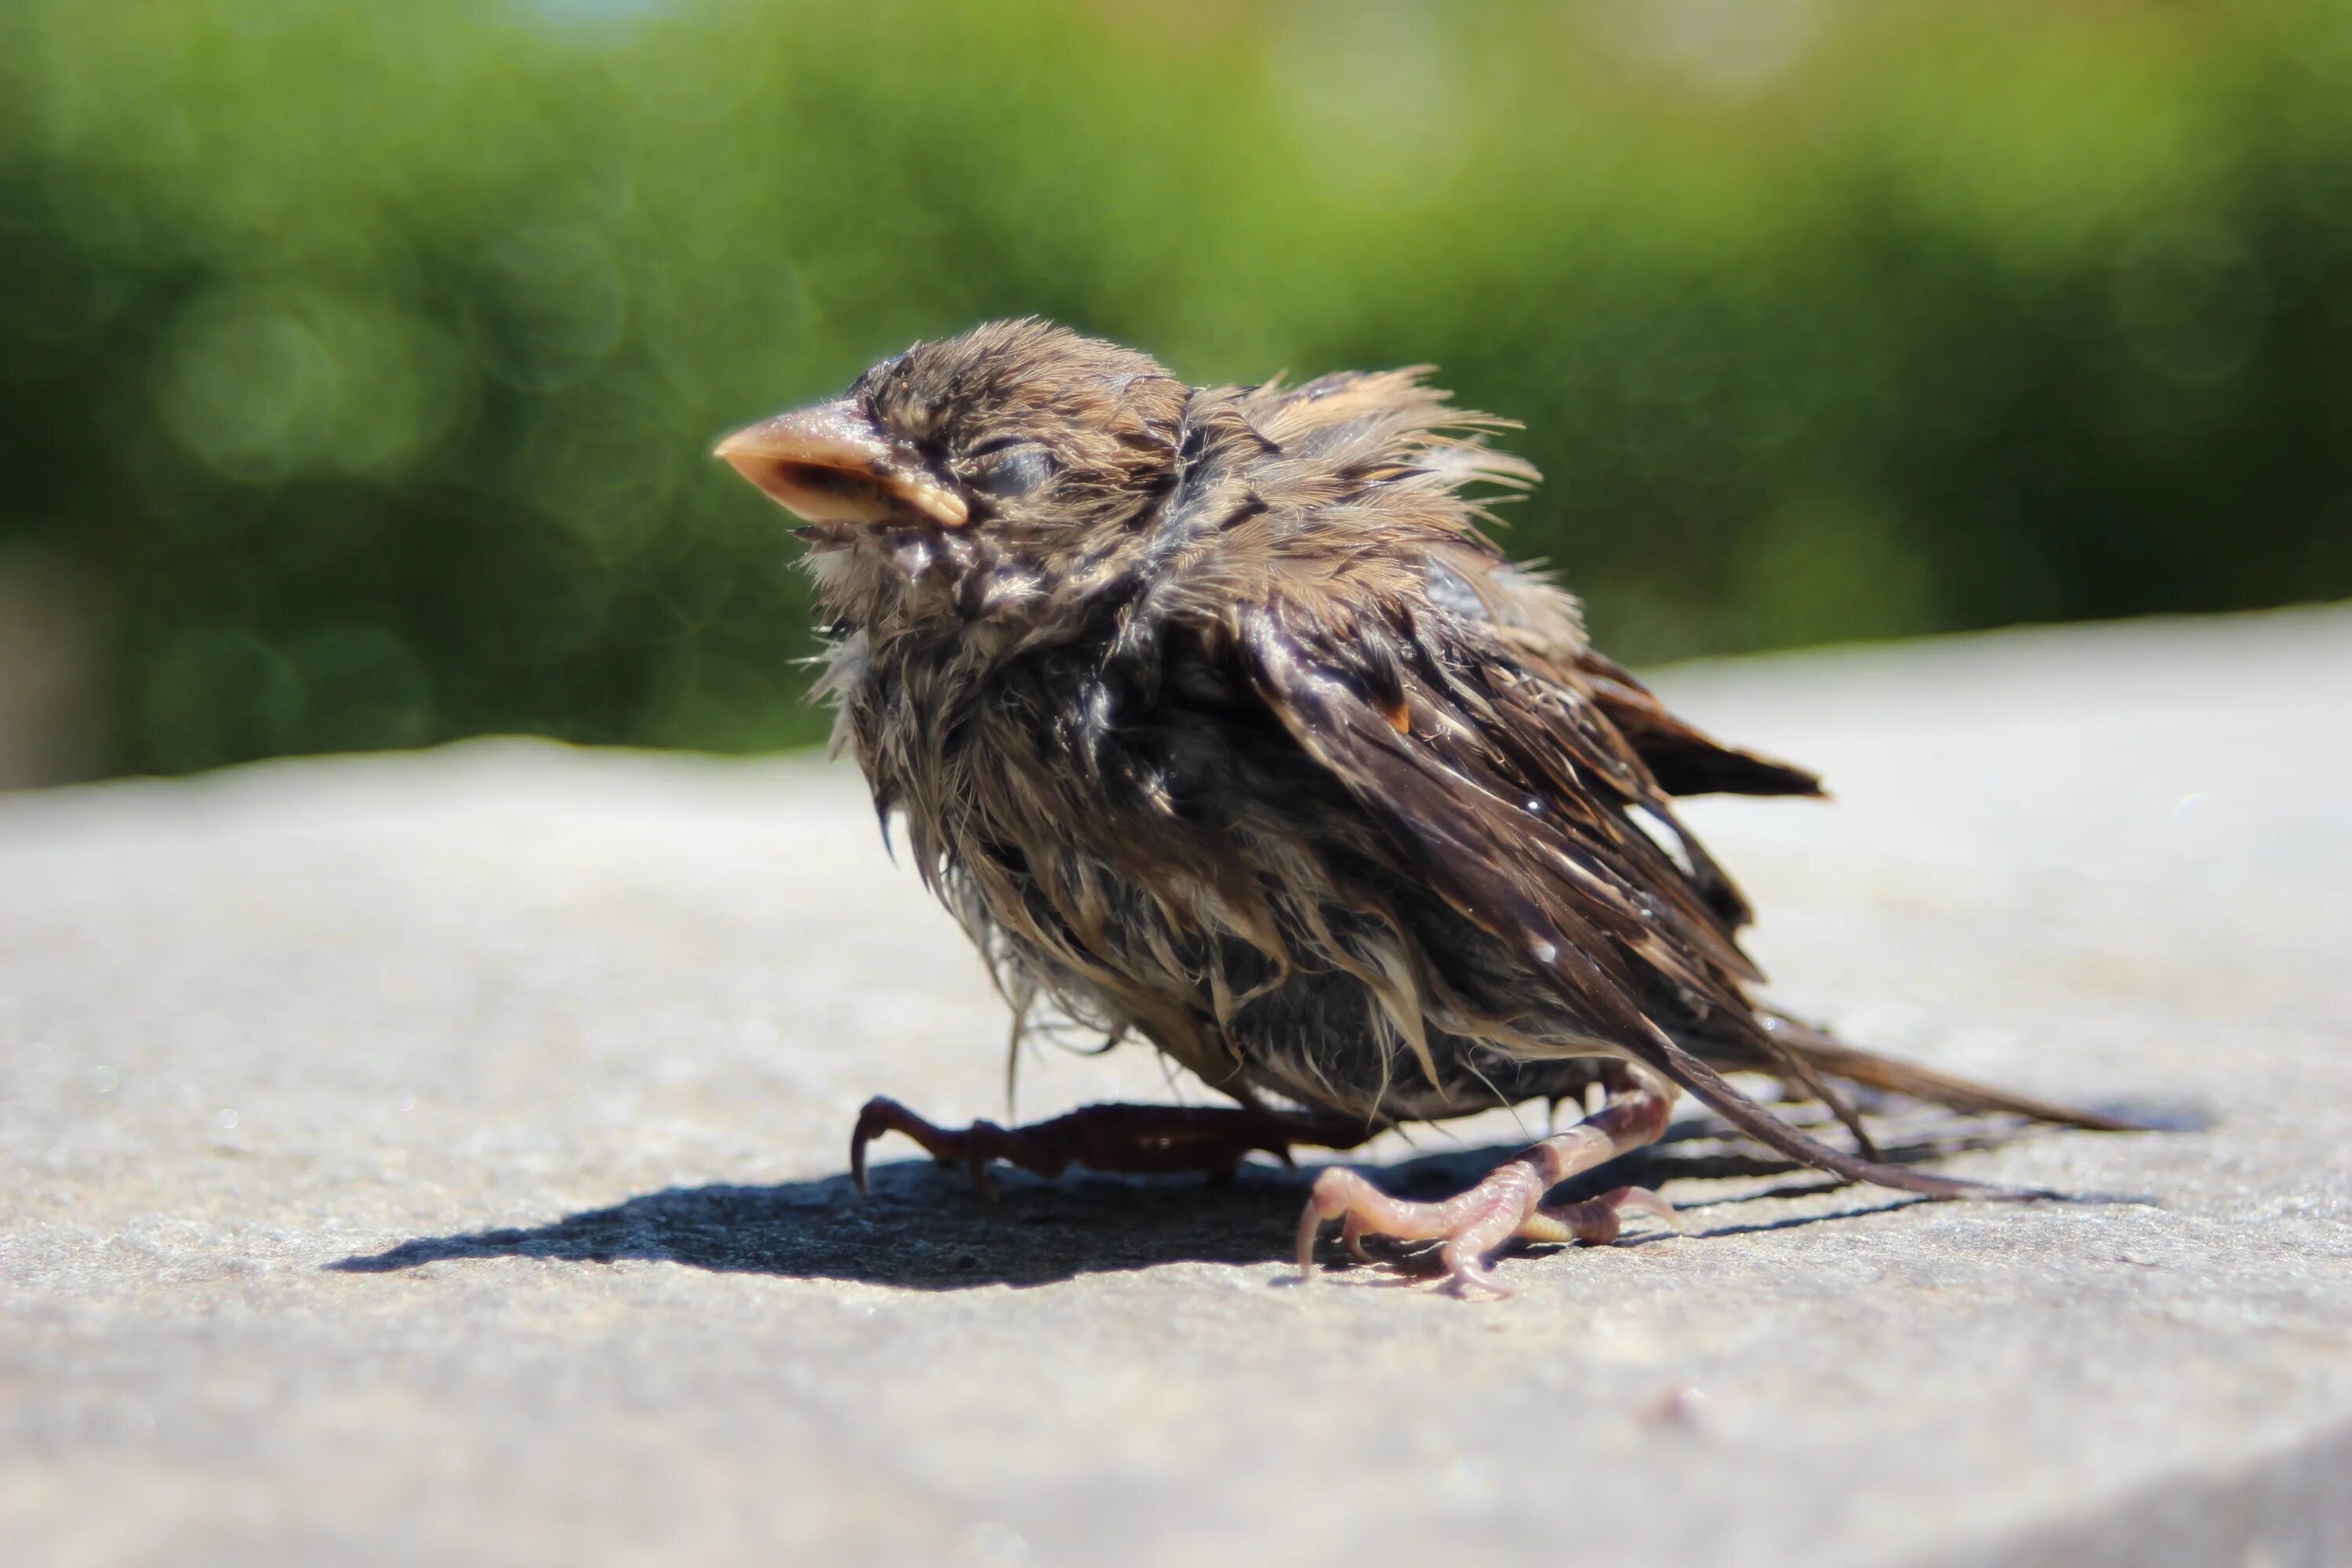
717, 319, 1189, 630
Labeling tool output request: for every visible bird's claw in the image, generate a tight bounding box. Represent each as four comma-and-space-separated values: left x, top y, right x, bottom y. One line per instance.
851, 1096, 989, 1197
1295, 1079, 1677, 1294
1298, 1164, 1678, 1296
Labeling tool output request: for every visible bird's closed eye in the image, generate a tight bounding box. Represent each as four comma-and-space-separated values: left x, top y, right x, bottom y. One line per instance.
964, 440, 1059, 499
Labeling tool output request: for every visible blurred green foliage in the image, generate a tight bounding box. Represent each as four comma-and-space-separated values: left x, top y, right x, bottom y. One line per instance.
3, 0, 2349, 777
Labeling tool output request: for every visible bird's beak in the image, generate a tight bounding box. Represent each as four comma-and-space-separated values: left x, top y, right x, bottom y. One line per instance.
713, 399, 970, 529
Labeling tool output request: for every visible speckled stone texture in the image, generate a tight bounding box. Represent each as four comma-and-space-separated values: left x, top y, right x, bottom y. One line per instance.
3, 608, 2349, 1568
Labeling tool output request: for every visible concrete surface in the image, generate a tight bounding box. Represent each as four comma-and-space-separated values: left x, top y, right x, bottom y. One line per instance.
2, 607, 2350, 1568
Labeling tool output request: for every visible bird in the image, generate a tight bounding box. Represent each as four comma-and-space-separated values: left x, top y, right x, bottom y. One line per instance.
715, 318, 2132, 1294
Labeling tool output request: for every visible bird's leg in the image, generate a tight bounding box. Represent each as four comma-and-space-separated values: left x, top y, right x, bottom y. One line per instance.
850, 1095, 1378, 1200
1298, 1070, 1681, 1296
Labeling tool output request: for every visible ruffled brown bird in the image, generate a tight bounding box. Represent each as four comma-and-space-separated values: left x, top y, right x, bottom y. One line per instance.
717, 318, 2129, 1295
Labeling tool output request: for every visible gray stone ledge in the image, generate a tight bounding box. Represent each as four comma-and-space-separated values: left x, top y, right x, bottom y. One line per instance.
3, 606, 2348, 1567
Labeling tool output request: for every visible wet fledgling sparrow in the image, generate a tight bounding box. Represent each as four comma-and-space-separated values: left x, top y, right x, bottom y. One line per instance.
716, 319, 2128, 1294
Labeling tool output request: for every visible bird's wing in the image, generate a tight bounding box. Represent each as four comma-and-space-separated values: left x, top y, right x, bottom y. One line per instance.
1232, 372, 1821, 801
1219, 590, 2035, 1198
1417, 543, 1826, 800
1569, 650, 1824, 799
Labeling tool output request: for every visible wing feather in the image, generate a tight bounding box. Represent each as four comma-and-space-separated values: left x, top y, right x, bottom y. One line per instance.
1229, 594, 2047, 1200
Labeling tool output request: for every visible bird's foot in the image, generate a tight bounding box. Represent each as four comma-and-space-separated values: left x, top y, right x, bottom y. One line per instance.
1296, 1080, 1679, 1296
850, 1096, 1375, 1199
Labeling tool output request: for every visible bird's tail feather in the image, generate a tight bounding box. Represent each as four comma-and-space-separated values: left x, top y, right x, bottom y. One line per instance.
1613, 1015, 2146, 1202
1758, 1014, 2145, 1133
1642, 1036, 2056, 1200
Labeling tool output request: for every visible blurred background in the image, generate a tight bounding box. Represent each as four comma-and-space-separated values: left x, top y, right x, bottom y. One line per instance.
3, 0, 2348, 787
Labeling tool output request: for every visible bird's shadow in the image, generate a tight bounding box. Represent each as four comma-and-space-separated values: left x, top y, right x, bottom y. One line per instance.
327, 1104, 2176, 1291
